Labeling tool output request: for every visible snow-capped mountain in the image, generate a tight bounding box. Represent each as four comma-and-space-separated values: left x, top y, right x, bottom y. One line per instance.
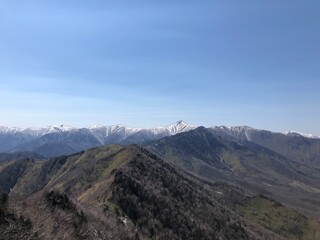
1, 121, 318, 159
209, 125, 320, 167
0, 121, 196, 157
210, 125, 256, 141
210, 125, 320, 140
284, 131, 320, 139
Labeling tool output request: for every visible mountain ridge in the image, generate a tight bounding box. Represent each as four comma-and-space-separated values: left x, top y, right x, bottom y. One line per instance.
0, 121, 196, 157
1, 122, 320, 165
1, 144, 319, 239
1, 122, 319, 139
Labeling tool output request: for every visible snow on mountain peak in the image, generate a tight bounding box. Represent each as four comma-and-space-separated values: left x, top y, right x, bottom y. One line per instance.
164, 120, 196, 135
0, 126, 22, 134
211, 125, 320, 140
2, 122, 319, 140
176, 120, 187, 125
45, 125, 75, 134
284, 131, 320, 139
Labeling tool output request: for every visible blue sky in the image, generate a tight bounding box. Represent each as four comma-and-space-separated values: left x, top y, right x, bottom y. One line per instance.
0, 1, 319, 134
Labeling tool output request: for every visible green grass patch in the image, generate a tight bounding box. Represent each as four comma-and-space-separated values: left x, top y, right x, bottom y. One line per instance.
238, 196, 320, 240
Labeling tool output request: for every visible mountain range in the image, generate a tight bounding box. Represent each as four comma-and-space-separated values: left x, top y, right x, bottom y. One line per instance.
1, 121, 320, 166
0, 121, 195, 158
1, 121, 320, 239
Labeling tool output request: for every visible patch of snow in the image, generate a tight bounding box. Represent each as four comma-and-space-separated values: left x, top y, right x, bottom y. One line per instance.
284, 131, 320, 139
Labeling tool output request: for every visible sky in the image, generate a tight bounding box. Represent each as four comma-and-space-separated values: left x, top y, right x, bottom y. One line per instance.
0, 1, 319, 134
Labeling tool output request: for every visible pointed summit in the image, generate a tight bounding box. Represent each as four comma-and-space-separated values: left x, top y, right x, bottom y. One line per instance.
176, 120, 187, 125
165, 120, 196, 135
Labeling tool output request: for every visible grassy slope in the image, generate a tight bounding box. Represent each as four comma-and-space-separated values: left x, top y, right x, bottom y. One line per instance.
238, 196, 320, 240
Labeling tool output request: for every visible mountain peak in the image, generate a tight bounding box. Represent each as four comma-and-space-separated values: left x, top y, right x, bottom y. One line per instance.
165, 120, 196, 135
176, 120, 186, 125
167, 120, 189, 127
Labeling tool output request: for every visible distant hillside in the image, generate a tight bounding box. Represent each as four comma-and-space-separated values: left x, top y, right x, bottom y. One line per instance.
210, 126, 320, 167
145, 127, 320, 218
0, 121, 195, 158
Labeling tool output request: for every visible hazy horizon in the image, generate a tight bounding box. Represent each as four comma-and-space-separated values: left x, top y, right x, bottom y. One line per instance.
1, 1, 319, 135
